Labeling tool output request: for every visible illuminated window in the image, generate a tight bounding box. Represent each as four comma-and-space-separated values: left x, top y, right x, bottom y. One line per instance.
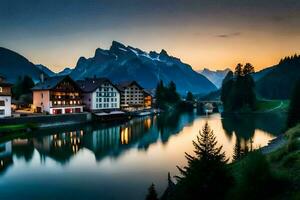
0, 87, 2, 92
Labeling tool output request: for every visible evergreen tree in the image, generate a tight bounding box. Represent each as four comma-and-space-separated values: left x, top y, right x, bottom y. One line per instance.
221, 64, 256, 112
221, 71, 234, 111
234, 63, 243, 76
174, 122, 233, 199
145, 183, 159, 200
186, 91, 194, 101
167, 81, 180, 103
233, 137, 249, 161
287, 79, 300, 128
243, 63, 255, 75
12, 75, 35, 100
156, 80, 165, 108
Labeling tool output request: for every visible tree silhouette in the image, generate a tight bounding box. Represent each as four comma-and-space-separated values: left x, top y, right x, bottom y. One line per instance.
243, 63, 255, 75
221, 63, 256, 112
12, 75, 35, 100
145, 183, 159, 200
174, 122, 233, 199
234, 63, 243, 76
156, 80, 165, 108
186, 91, 194, 101
155, 80, 180, 109
233, 136, 249, 161
287, 79, 300, 128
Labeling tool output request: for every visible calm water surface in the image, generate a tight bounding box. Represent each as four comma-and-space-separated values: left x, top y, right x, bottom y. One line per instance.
0, 111, 286, 200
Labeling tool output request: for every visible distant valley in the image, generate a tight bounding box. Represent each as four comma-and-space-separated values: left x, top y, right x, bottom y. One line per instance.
198, 68, 230, 88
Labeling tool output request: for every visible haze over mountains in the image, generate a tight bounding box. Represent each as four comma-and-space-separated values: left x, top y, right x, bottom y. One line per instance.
198, 68, 230, 88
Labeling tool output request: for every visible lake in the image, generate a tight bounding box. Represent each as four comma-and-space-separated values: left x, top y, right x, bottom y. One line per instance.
0, 111, 286, 200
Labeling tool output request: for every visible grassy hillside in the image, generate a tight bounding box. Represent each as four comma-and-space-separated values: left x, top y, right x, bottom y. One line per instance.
255, 100, 289, 112
256, 55, 300, 100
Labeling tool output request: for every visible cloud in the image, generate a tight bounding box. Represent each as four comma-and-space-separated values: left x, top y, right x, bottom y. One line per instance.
215, 32, 241, 38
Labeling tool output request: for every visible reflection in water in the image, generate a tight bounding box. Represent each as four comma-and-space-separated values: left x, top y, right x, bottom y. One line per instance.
0, 111, 286, 200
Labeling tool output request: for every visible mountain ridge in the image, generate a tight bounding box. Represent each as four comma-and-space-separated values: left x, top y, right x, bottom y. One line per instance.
198, 68, 231, 88
69, 41, 217, 94
0, 47, 46, 83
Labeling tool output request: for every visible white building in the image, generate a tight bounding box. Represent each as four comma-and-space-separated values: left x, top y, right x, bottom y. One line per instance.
77, 78, 121, 112
0, 76, 12, 118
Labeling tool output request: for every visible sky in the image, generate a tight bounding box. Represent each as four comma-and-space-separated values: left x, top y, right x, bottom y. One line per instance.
1, 0, 300, 72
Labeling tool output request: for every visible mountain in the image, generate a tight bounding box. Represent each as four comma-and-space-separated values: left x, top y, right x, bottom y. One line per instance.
252, 66, 275, 81
198, 68, 230, 88
70, 41, 216, 94
256, 55, 300, 99
36, 64, 56, 77
58, 68, 72, 76
36, 65, 72, 76
0, 47, 45, 83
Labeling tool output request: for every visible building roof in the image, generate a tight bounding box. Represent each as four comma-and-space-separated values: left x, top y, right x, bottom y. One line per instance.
0, 82, 13, 87
116, 80, 144, 91
77, 77, 121, 93
0, 75, 13, 87
143, 89, 154, 97
31, 75, 79, 91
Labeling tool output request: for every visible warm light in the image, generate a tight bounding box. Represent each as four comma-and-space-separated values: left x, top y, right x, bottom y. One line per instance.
121, 127, 129, 144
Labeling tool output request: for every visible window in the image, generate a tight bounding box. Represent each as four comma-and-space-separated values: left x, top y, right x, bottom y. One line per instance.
0, 100, 4, 106
0, 87, 2, 93
41, 93, 43, 98
0, 109, 4, 115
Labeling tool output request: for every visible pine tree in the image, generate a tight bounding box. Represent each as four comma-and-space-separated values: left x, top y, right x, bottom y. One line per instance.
186, 122, 227, 162
145, 183, 159, 200
12, 75, 34, 100
287, 79, 300, 128
186, 91, 194, 101
243, 63, 255, 75
233, 137, 249, 161
167, 81, 180, 103
234, 63, 243, 76
155, 80, 164, 108
174, 122, 233, 200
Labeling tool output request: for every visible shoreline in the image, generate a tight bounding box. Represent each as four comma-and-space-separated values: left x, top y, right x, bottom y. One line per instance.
261, 134, 287, 154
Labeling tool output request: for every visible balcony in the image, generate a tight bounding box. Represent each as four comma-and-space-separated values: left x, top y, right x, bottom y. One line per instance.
50, 100, 83, 108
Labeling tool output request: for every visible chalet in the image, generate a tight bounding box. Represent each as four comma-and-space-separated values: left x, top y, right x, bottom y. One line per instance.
0, 75, 12, 118
116, 81, 146, 111
77, 78, 121, 112
32, 75, 84, 114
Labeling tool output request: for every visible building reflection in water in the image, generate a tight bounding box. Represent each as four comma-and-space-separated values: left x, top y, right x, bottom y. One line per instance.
0, 142, 13, 175
33, 130, 85, 164
23, 116, 155, 164
0, 112, 286, 178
